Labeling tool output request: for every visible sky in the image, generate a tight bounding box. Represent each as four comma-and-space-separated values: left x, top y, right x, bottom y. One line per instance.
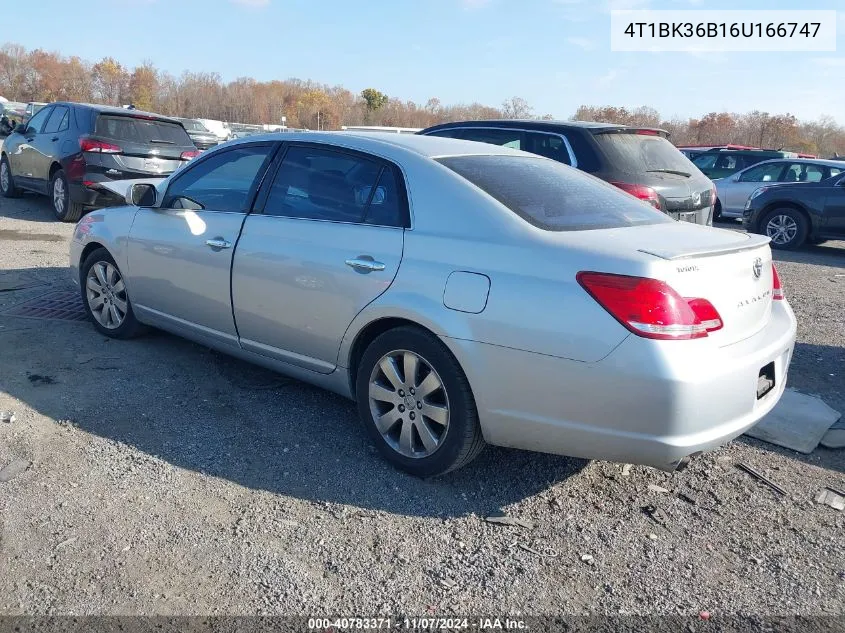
11, 0, 845, 123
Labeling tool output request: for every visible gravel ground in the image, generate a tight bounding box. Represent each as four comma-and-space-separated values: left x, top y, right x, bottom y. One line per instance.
0, 193, 844, 619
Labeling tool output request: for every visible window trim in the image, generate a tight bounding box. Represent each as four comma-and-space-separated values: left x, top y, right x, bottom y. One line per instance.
422, 125, 579, 169
160, 141, 281, 213
43, 105, 70, 135
25, 106, 54, 135
253, 141, 412, 229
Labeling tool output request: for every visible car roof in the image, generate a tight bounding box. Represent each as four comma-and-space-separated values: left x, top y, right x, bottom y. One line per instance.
220, 130, 534, 159
744, 157, 845, 168
421, 119, 668, 134
52, 102, 181, 121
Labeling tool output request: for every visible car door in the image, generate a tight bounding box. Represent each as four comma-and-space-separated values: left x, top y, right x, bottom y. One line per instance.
30, 105, 70, 186
7, 105, 53, 190
821, 174, 845, 237
231, 143, 406, 373
126, 142, 277, 347
724, 161, 786, 213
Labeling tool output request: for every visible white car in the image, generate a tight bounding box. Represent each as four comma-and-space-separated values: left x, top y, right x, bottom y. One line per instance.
196, 118, 232, 143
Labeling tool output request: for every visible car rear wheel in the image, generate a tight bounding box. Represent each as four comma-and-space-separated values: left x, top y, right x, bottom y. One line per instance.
51, 169, 85, 222
356, 326, 485, 477
0, 155, 20, 198
80, 248, 144, 339
762, 208, 808, 250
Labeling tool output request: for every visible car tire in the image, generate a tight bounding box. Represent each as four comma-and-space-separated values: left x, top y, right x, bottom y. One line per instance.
80, 248, 145, 340
356, 326, 485, 477
50, 169, 85, 222
0, 155, 20, 198
761, 207, 808, 250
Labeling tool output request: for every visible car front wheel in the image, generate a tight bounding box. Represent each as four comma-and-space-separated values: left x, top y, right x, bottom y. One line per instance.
762, 208, 808, 250
80, 248, 144, 339
356, 326, 485, 477
0, 155, 20, 198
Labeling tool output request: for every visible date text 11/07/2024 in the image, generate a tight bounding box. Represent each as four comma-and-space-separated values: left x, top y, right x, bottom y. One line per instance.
307, 617, 528, 630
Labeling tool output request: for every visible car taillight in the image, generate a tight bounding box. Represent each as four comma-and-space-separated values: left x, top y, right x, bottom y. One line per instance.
180, 150, 200, 160
576, 271, 723, 340
610, 181, 661, 209
80, 139, 122, 154
772, 264, 784, 300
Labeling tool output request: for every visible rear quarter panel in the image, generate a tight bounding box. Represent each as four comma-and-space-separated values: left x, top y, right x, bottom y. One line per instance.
70, 206, 139, 286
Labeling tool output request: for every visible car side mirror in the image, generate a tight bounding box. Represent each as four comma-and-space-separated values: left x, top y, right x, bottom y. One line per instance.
126, 183, 157, 207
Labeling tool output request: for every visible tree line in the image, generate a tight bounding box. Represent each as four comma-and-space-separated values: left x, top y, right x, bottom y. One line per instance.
2, 43, 843, 157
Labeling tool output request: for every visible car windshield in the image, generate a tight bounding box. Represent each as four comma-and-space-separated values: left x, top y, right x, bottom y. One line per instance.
95, 115, 193, 146
594, 132, 696, 175
437, 155, 674, 231
692, 154, 718, 169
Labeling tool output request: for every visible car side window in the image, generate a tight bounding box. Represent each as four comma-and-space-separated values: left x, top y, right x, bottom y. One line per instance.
715, 154, 738, 170
43, 106, 69, 135
459, 128, 525, 150
162, 145, 274, 212
524, 132, 572, 166
780, 163, 802, 182
423, 128, 466, 140
692, 154, 717, 169
263, 145, 404, 226
740, 163, 784, 182
830, 167, 843, 178
802, 165, 825, 182
24, 106, 52, 134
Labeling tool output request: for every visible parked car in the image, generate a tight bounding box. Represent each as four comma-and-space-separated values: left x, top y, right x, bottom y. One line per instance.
176, 118, 220, 151
691, 148, 796, 180
742, 171, 845, 249
0, 102, 199, 221
69, 132, 796, 477
0, 101, 27, 135
197, 118, 232, 143
677, 144, 762, 161
714, 158, 845, 220
419, 120, 716, 225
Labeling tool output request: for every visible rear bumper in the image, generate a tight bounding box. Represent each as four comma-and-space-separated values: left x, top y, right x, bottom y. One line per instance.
443, 300, 797, 470
69, 182, 125, 209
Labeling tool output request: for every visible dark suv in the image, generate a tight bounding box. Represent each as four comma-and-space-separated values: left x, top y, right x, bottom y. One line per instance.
419, 120, 715, 225
0, 102, 199, 221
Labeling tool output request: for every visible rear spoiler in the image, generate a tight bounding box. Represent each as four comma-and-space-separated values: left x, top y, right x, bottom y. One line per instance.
638, 233, 771, 260
593, 128, 671, 139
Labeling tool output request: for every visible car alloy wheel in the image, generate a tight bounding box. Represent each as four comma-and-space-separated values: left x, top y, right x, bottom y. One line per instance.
765, 214, 798, 246
53, 175, 67, 217
86, 261, 128, 330
368, 349, 450, 459
0, 161, 9, 193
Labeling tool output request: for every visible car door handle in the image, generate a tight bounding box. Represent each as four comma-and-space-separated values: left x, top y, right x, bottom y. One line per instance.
345, 257, 385, 272
206, 238, 232, 249
51, 136, 59, 142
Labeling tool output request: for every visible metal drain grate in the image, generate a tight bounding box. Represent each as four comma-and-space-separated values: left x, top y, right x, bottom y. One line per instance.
2, 290, 88, 322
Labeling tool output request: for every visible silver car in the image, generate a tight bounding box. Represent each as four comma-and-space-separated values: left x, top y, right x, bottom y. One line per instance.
69, 133, 797, 477
715, 158, 845, 220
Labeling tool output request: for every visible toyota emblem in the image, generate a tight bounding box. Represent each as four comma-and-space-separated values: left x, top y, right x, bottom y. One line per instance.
752, 257, 763, 279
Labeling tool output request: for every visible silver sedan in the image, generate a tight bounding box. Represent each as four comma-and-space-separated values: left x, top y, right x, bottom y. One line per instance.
69, 133, 797, 477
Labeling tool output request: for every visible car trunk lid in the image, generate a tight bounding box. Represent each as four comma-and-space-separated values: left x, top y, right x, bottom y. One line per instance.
92, 114, 195, 174
635, 225, 775, 346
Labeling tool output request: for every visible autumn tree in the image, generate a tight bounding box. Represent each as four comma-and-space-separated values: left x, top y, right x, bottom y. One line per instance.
501, 96, 533, 119
129, 62, 158, 111
92, 57, 128, 105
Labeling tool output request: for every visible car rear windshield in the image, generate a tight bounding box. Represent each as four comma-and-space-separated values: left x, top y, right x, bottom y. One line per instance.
95, 115, 192, 146
436, 155, 674, 231
593, 131, 696, 175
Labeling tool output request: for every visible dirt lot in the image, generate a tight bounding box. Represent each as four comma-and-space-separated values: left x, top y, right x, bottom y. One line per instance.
1, 192, 844, 619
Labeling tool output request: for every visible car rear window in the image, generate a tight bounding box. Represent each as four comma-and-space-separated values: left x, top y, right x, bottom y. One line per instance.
594, 131, 696, 175
437, 155, 673, 231
95, 115, 192, 146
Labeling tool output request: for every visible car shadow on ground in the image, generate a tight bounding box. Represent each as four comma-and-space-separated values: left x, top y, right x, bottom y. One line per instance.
0, 191, 59, 223
0, 267, 587, 518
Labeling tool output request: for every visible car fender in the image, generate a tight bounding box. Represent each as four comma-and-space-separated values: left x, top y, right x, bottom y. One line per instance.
70, 206, 139, 284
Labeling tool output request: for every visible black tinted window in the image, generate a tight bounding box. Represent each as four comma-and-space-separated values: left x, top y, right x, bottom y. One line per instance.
362, 166, 405, 227
524, 132, 572, 166
95, 115, 192, 146
163, 145, 274, 212
437, 155, 673, 231
594, 132, 695, 174
43, 106, 69, 134
459, 128, 524, 149
264, 146, 402, 225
